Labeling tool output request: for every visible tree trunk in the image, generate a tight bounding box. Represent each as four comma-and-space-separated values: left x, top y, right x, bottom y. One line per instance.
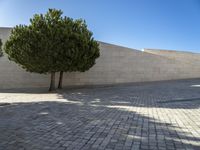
58, 71, 63, 89
49, 72, 56, 91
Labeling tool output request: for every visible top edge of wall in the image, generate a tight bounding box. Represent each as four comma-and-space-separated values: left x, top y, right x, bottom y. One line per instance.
1, 27, 199, 54
98, 41, 142, 52
144, 48, 200, 55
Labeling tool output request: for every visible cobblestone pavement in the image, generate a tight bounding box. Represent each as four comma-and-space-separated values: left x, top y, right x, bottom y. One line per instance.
0, 79, 200, 150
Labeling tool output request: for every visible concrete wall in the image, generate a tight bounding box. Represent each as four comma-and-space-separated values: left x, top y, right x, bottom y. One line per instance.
0, 27, 200, 89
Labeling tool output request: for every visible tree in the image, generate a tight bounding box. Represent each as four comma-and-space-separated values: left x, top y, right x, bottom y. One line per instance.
4, 9, 68, 91
0, 39, 3, 57
57, 19, 100, 89
4, 9, 100, 91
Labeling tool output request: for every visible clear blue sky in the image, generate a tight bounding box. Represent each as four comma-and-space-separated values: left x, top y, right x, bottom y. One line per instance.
0, 0, 200, 52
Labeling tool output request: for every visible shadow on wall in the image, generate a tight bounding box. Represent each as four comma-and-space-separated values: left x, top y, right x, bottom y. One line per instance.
1, 78, 200, 93
0, 87, 50, 94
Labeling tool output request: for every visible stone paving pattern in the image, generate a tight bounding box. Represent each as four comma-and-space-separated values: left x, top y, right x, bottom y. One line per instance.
0, 79, 200, 150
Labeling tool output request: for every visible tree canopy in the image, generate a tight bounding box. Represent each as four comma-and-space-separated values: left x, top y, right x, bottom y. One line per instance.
56, 18, 100, 89
4, 9, 100, 91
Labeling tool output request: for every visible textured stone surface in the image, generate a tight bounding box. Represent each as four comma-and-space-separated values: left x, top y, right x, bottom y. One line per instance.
0, 79, 200, 150
1, 27, 200, 89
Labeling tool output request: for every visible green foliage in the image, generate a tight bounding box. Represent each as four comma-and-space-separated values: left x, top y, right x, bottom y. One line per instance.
4, 8, 100, 74
57, 19, 100, 72
5, 9, 65, 73
0, 39, 2, 57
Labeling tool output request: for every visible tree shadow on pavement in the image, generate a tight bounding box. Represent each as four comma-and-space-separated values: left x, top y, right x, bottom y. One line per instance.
0, 97, 200, 149
1, 79, 200, 149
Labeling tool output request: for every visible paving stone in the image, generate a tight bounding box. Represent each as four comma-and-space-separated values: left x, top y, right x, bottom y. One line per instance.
0, 79, 200, 149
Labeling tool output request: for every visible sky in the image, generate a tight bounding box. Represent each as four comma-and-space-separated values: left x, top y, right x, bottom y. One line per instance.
0, 0, 200, 52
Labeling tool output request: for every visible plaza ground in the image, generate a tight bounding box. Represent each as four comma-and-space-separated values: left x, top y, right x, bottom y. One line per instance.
0, 79, 200, 150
